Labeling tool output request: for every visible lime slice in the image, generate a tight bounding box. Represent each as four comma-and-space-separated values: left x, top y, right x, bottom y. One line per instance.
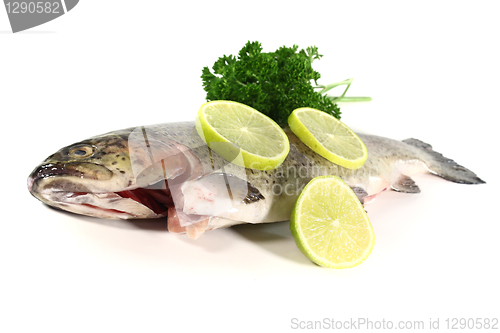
288, 107, 368, 169
196, 100, 289, 170
290, 176, 375, 268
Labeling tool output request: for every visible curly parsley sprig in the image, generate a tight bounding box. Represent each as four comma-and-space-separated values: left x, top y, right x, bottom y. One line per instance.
201, 41, 371, 125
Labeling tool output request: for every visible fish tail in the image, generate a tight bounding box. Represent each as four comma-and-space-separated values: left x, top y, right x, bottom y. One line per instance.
403, 138, 486, 184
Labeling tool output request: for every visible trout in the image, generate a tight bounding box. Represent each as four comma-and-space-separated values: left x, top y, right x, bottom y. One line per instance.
27, 122, 485, 239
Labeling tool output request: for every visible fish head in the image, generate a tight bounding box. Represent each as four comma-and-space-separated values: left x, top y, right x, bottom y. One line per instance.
27, 128, 200, 219
29, 134, 130, 189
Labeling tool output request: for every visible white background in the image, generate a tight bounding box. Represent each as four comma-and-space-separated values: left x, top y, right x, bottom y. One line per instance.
1, 1, 498, 332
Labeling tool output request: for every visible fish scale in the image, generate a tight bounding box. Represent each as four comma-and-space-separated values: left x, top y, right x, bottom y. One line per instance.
28, 122, 485, 239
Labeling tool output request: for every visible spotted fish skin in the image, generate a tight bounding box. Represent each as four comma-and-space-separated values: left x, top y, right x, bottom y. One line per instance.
27, 122, 485, 238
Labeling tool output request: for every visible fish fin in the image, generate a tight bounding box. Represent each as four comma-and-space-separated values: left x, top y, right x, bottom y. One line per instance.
391, 175, 421, 193
403, 138, 486, 184
402, 138, 432, 150
350, 187, 368, 204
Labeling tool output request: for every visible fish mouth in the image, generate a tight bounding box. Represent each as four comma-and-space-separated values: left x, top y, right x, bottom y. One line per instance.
29, 173, 173, 219
29, 162, 113, 185
56, 185, 173, 218
115, 185, 173, 215
28, 184, 173, 219
28, 162, 112, 195
28, 162, 172, 219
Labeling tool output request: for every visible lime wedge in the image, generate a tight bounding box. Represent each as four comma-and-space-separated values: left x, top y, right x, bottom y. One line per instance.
290, 176, 375, 268
288, 107, 368, 169
196, 100, 289, 170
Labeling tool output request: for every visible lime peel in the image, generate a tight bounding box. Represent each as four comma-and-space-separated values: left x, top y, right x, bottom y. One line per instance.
288, 107, 368, 169
196, 100, 290, 170
290, 176, 375, 269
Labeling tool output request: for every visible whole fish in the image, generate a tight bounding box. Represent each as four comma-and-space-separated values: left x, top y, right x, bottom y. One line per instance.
27, 122, 485, 239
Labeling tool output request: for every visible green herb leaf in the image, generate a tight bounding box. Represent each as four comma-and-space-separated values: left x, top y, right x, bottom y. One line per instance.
201, 41, 369, 125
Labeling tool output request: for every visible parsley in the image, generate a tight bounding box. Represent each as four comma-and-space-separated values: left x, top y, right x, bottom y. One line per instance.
201, 41, 370, 125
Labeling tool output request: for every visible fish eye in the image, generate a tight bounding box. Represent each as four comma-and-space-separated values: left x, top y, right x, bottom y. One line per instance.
69, 145, 94, 159
73, 149, 87, 156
